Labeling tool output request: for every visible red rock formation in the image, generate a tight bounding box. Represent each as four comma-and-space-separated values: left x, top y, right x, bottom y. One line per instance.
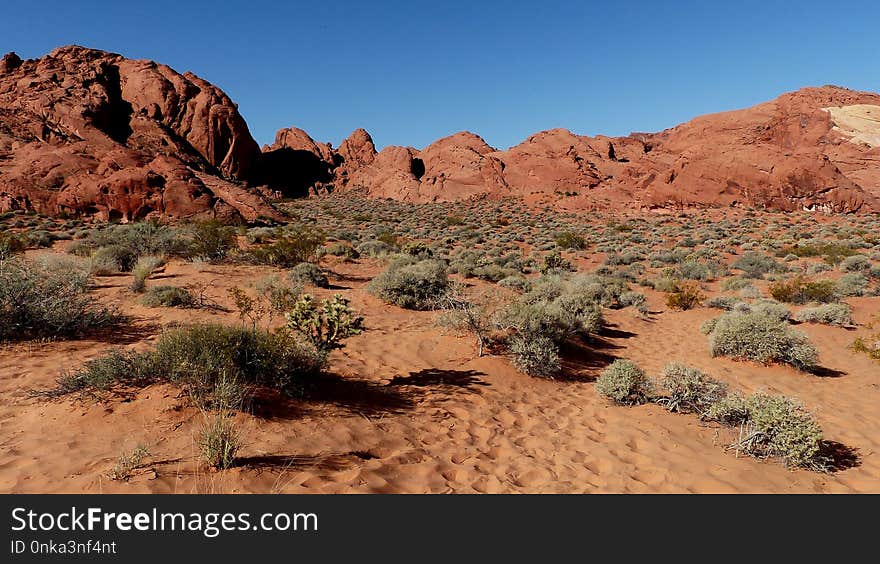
0, 45, 278, 221
281, 85, 880, 213
633, 86, 880, 212
6, 46, 876, 218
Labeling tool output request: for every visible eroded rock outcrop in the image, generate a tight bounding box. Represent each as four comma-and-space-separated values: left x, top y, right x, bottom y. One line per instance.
0, 45, 279, 221
270, 86, 880, 212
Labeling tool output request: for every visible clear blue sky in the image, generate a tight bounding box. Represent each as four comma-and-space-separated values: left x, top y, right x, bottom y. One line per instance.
2, 1, 878, 150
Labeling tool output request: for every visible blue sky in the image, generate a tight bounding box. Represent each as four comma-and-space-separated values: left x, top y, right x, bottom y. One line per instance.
2, 1, 878, 150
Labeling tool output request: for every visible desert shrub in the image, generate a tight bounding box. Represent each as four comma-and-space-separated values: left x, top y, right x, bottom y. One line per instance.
245, 227, 276, 244
248, 227, 325, 267
555, 231, 586, 250
656, 363, 727, 414
665, 281, 704, 310
0, 232, 26, 259
326, 242, 359, 259
199, 414, 241, 470
749, 299, 791, 322
721, 277, 754, 292
836, 273, 868, 297
368, 257, 449, 310
840, 255, 871, 272
781, 242, 856, 265
54, 324, 324, 401
595, 359, 653, 405
675, 260, 726, 281
704, 311, 818, 371
769, 276, 837, 304
0, 258, 121, 341
70, 221, 189, 263
141, 285, 197, 308
90, 244, 138, 274
288, 262, 329, 288
109, 444, 150, 481
255, 276, 302, 314
283, 294, 363, 354
703, 392, 751, 425
852, 333, 880, 362
509, 334, 561, 378
618, 291, 647, 309
649, 276, 679, 293
498, 275, 531, 293
540, 250, 573, 273
401, 241, 433, 258
707, 392, 825, 469
794, 303, 853, 326
732, 252, 783, 278
129, 255, 164, 293
807, 262, 833, 275
502, 289, 603, 343
356, 239, 395, 258
188, 220, 238, 261
470, 264, 514, 283
705, 296, 742, 310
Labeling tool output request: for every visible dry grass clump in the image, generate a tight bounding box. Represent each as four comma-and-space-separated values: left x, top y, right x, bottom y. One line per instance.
0, 257, 122, 342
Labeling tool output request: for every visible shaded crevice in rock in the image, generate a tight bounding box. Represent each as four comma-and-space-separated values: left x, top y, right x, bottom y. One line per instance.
82, 63, 133, 144
410, 157, 425, 180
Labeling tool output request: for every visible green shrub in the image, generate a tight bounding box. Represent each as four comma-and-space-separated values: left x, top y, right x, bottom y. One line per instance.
0, 232, 26, 259
555, 231, 586, 250
189, 220, 238, 261
794, 303, 853, 326
90, 244, 138, 274
498, 275, 531, 293
248, 227, 325, 267
501, 290, 603, 344
540, 250, 573, 273
509, 334, 561, 378
749, 299, 791, 322
53, 324, 324, 401
836, 273, 868, 297
840, 255, 871, 272
325, 242, 359, 259
705, 296, 743, 310
704, 311, 818, 371
288, 262, 329, 288
657, 363, 727, 413
0, 258, 121, 341
769, 276, 837, 304
141, 285, 197, 308
618, 291, 647, 309
707, 392, 825, 469
401, 241, 433, 258
70, 221, 188, 260
356, 239, 395, 258
368, 257, 449, 310
732, 252, 784, 278
721, 277, 753, 292
595, 359, 653, 405
109, 444, 150, 481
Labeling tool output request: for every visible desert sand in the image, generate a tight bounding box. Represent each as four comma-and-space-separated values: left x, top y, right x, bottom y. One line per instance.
2, 237, 877, 494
